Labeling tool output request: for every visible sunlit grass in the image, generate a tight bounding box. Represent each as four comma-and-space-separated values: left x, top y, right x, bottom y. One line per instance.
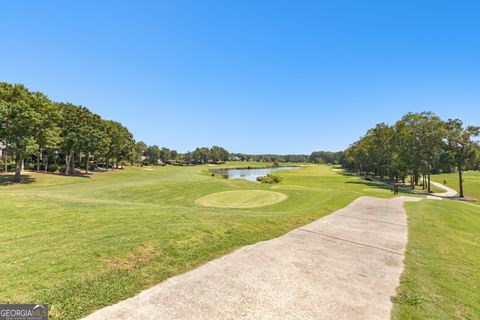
392, 200, 480, 319
0, 163, 396, 319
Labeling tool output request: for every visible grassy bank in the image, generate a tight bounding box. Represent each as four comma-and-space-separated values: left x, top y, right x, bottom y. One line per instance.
0, 163, 395, 319
392, 199, 480, 319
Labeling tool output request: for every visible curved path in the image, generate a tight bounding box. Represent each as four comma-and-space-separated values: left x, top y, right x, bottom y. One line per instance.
430, 181, 457, 197
84, 196, 421, 320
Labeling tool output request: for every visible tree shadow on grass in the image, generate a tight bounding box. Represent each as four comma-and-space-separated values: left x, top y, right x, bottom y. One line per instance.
339, 170, 394, 192
344, 180, 392, 190
0, 174, 35, 186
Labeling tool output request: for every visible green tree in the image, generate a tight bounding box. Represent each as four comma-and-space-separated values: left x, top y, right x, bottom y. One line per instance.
105, 121, 135, 169
209, 146, 229, 164
159, 147, 171, 164
59, 103, 90, 175
444, 119, 480, 197
80, 112, 110, 174
135, 141, 148, 164
146, 145, 161, 165
0, 83, 59, 182
192, 147, 209, 164
33, 93, 62, 172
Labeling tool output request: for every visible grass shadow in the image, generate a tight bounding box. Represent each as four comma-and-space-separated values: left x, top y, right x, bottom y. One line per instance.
0, 174, 35, 186
339, 170, 400, 194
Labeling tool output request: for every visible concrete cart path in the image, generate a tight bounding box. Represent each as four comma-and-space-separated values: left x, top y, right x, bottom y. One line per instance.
84, 196, 421, 320
430, 181, 458, 197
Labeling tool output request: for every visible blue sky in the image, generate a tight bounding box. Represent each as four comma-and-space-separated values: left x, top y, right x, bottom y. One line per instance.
1, 1, 479, 154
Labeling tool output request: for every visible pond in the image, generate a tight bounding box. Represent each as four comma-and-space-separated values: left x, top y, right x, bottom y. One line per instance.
210, 166, 300, 182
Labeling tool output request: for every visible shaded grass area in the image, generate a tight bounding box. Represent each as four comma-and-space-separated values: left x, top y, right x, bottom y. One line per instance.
392, 200, 480, 319
432, 171, 480, 200
0, 174, 35, 185
0, 163, 398, 319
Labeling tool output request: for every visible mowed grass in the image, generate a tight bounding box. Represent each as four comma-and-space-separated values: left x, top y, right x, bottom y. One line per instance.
195, 190, 288, 208
392, 199, 480, 319
432, 171, 480, 200
0, 163, 395, 319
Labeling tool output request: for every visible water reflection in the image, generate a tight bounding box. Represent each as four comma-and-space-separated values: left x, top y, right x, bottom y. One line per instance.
210, 166, 300, 182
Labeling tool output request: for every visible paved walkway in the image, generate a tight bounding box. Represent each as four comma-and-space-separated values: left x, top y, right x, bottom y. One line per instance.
430, 181, 457, 197
84, 196, 421, 320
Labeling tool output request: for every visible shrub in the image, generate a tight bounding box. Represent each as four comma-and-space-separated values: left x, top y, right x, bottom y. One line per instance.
47, 164, 60, 172
257, 174, 282, 184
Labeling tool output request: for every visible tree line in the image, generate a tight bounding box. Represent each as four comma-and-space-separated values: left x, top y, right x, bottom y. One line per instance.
228, 153, 310, 163
0, 83, 135, 182
134, 143, 229, 165
309, 151, 344, 164
343, 112, 480, 197
226, 152, 344, 164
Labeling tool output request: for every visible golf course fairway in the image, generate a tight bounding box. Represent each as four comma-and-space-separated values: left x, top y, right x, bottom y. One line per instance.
1, 163, 479, 319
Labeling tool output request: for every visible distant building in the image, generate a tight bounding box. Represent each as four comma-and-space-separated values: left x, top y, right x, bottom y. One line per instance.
0, 142, 4, 157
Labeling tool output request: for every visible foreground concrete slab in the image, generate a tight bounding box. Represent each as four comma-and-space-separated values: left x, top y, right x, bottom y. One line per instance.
84, 196, 421, 320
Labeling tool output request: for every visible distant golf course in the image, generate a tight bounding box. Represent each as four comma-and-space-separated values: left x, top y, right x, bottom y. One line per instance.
0, 164, 478, 319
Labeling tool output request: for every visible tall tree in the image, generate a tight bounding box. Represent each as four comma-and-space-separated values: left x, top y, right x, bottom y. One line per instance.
159, 147, 171, 164
33, 93, 62, 172
209, 146, 229, 164
59, 103, 90, 175
135, 141, 148, 163
146, 145, 161, 165
416, 112, 445, 192
0, 83, 60, 182
192, 147, 209, 164
444, 119, 480, 197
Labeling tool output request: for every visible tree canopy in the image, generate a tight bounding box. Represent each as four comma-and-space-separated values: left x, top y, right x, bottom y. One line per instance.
0, 83, 135, 181
343, 112, 480, 197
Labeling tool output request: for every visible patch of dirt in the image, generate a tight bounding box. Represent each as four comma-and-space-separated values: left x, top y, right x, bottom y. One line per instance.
102, 244, 157, 271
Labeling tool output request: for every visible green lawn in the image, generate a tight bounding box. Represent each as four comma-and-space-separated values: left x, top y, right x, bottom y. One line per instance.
392, 199, 480, 319
0, 163, 395, 319
432, 171, 480, 200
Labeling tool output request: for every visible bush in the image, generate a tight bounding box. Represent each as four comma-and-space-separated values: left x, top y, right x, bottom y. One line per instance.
257, 174, 282, 184
26, 163, 36, 170
47, 164, 60, 172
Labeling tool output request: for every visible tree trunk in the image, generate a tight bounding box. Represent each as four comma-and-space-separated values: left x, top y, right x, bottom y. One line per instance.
71, 151, 76, 174
37, 148, 41, 172
65, 149, 74, 175
65, 154, 69, 175
4, 143, 7, 174
427, 160, 431, 193
14, 152, 23, 182
86, 153, 90, 174
44, 156, 48, 173
458, 162, 464, 198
